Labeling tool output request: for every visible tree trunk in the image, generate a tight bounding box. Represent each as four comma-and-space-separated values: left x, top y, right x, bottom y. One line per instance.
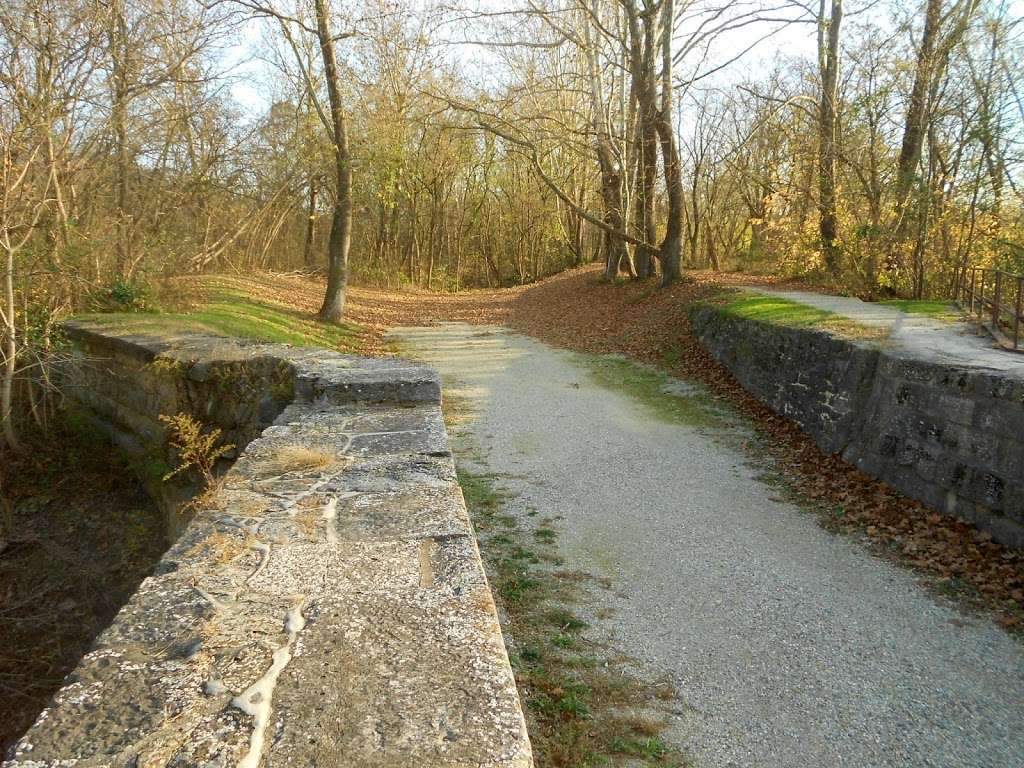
817, 0, 842, 272
893, 0, 941, 238
630, 8, 658, 280
2, 241, 19, 451
583, 3, 628, 281
655, 0, 683, 286
598, 140, 627, 281
632, 125, 657, 279
657, 145, 683, 285
303, 176, 318, 269
313, 0, 352, 324
705, 219, 720, 270
109, 0, 131, 279
892, 0, 979, 247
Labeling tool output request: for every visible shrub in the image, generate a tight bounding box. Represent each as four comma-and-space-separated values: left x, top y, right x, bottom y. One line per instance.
159, 413, 233, 487
93, 280, 152, 313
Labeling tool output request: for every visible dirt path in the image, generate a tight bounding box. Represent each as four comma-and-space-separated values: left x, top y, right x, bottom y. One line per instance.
392, 322, 1024, 768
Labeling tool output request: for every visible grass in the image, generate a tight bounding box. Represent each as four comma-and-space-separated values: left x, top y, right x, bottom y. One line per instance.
878, 298, 962, 320
75, 284, 364, 352
578, 353, 720, 428
457, 463, 685, 767
715, 291, 888, 341
717, 291, 961, 331
718, 292, 835, 326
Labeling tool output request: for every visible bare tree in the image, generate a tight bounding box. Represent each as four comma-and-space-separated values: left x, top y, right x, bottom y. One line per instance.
1, 122, 51, 451
225, 0, 353, 321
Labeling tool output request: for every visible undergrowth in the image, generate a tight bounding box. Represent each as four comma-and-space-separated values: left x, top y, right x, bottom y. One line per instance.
160, 413, 234, 487
0, 411, 165, 751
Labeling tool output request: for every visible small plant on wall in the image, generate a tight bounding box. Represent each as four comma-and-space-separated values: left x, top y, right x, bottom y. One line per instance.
159, 413, 234, 488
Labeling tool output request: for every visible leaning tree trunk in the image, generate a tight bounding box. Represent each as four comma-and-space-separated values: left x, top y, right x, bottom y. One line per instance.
890, 0, 979, 281
314, 0, 352, 324
893, 0, 941, 234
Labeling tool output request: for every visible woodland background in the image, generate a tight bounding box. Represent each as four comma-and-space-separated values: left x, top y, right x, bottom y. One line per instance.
1, 0, 1022, 446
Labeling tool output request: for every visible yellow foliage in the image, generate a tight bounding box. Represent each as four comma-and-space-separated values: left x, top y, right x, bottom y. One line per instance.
159, 413, 234, 487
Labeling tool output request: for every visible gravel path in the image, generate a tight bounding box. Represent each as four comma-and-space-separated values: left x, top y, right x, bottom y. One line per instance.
392, 322, 1024, 768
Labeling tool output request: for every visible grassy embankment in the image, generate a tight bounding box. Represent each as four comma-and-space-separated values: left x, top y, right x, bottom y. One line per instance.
712, 292, 886, 341
76, 279, 366, 351
718, 292, 961, 331
708, 291, 966, 341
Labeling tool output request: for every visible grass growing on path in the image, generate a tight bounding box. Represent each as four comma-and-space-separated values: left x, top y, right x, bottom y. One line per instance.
715, 292, 888, 341
877, 298, 962, 320
578, 354, 720, 428
78, 282, 365, 352
458, 465, 684, 768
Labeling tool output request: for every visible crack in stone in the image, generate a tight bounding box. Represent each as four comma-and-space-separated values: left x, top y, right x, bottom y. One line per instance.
232, 597, 307, 768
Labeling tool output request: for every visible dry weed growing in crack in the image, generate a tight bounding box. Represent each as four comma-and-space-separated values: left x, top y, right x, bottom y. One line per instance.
264, 445, 337, 474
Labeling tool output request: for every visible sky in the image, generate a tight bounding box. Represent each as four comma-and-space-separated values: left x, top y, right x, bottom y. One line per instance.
221, 1, 822, 119
223, 18, 274, 115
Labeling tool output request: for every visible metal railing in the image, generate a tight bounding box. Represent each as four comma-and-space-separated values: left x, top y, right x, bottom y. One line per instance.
957, 266, 1023, 351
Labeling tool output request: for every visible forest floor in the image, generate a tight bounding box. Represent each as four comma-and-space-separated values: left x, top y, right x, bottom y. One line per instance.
0, 418, 165, 752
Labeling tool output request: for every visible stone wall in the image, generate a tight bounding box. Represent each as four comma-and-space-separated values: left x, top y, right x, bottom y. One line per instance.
4, 321, 532, 767
690, 306, 1024, 548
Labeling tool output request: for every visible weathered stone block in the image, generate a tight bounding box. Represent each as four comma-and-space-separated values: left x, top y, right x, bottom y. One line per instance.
6, 321, 531, 767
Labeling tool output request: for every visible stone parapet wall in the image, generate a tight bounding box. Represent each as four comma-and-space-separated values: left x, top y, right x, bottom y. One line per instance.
690, 306, 1024, 548
5, 321, 532, 767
